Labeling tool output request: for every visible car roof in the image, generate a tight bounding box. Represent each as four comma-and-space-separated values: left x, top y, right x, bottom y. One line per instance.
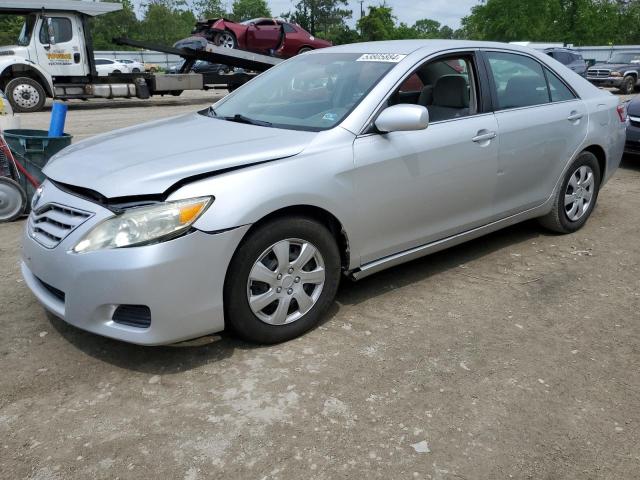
544, 47, 579, 53
314, 39, 545, 56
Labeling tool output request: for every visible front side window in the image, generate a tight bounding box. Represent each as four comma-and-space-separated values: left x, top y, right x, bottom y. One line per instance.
209, 52, 396, 131
39, 17, 73, 44
486, 52, 550, 110
388, 54, 478, 123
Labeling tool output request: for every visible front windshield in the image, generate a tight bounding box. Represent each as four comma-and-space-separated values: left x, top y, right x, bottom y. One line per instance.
608, 52, 640, 64
17, 14, 36, 46
208, 53, 396, 131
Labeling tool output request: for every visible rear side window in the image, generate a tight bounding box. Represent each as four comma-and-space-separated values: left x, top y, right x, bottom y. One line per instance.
39, 17, 73, 44
282, 23, 297, 33
486, 52, 550, 110
546, 68, 576, 102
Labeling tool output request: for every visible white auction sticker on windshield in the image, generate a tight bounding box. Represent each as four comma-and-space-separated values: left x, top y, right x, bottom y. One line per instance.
356, 53, 407, 63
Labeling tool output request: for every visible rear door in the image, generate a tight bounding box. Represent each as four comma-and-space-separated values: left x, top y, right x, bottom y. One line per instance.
246, 19, 281, 52
483, 50, 588, 216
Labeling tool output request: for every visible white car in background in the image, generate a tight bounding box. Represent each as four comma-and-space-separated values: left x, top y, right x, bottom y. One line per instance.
94, 58, 131, 76
118, 59, 145, 73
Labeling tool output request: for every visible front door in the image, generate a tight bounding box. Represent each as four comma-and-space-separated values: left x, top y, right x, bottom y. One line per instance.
34, 14, 88, 78
353, 53, 500, 264
246, 20, 282, 52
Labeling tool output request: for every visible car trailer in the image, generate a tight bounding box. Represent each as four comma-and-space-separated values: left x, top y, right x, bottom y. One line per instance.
0, 0, 281, 113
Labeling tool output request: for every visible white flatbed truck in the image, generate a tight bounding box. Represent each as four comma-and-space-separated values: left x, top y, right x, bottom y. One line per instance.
0, 0, 281, 113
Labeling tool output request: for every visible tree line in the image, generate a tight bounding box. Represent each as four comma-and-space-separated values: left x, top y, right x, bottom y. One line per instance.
2, 0, 640, 50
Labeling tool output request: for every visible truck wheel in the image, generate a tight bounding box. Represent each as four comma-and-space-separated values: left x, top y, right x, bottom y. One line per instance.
619, 75, 636, 95
214, 31, 237, 49
0, 177, 27, 222
5, 77, 46, 113
170, 90, 183, 97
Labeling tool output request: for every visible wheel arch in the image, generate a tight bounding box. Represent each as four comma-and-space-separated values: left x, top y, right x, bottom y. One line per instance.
0, 63, 53, 97
235, 204, 351, 273
582, 144, 606, 184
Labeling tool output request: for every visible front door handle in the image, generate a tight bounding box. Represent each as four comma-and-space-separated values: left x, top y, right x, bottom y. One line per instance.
472, 131, 497, 143
567, 112, 584, 122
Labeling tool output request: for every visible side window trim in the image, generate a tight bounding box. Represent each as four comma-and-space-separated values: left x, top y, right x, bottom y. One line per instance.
480, 48, 580, 114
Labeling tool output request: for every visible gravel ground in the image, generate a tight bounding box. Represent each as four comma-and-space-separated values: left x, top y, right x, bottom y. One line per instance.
1, 91, 639, 480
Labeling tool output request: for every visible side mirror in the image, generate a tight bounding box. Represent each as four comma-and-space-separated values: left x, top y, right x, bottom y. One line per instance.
375, 104, 429, 133
47, 17, 56, 46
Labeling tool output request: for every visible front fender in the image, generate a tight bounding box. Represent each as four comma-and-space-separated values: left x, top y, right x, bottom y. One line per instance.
0, 58, 53, 95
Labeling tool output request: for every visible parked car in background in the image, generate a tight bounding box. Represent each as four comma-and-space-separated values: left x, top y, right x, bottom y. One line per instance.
22, 41, 625, 346
587, 51, 640, 94
167, 60, 233, 75
624, 96, 640, 155
94, 58, 131, 76
118, 59, 144, 73
144, 63, 160, 73
544, 48, 587, 76
189, 17, 331, 58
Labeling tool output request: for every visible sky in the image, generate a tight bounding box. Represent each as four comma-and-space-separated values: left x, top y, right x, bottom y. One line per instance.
131, 0, 480, 30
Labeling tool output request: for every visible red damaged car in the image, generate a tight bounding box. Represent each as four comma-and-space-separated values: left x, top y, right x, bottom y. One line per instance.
191, 17, 332, 58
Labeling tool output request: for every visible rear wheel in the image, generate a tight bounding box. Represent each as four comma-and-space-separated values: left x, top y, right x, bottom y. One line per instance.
132, 68, 141, 73
298, 47, 313, 54
214, 31, 237, 49
224, 217, 341, 344
0, 177, 27, 222
619, 75, 636, 95
5, 77, 46, 113
539, 151, 601, 234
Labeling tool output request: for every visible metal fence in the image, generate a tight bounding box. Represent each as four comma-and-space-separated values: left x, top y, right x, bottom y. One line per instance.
94, 50, 182, 70
573, 45, 640, 62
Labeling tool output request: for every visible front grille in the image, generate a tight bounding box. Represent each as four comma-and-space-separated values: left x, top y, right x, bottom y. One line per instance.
629, 116, 640, 128
112, 305, 152, 329
36, 277, 65, 302
587, 69, 612, 78
28, 203, 93, 248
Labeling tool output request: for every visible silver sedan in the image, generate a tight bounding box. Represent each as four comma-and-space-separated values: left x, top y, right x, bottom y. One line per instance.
22, 40, 626, 345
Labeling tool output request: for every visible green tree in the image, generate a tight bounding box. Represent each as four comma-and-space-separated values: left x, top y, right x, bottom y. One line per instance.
283, 0, 352, 38
413, 18, 441, 38
194, 0, 227, 19
357, 5, 396, 41
231, 0, 271, 21
0, 15, 25, 46
139, 2, 196, 45
90, 0, 140, 50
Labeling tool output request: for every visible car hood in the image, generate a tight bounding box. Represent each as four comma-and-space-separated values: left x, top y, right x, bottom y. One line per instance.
44, 112, 317, 198
590, 63, 632, 70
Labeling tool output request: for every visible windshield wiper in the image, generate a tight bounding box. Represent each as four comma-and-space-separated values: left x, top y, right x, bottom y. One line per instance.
223, 114, 272, 127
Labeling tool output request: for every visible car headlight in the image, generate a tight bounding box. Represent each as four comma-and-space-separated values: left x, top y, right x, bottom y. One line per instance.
610, 71, 623, 77
72, 196, 212, 254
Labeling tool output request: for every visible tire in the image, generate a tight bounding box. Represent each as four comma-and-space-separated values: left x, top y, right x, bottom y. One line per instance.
5, 77, 46, 113
132, 68, 141, 73
0, 177, 27, 222
538, 151, 601, 234
170, 90, 183, 97
113, 69, 121, 74
214, 31, 237, 49
298, 47, 313, 54
619, 75, 636, 95
224, 216, 341, 344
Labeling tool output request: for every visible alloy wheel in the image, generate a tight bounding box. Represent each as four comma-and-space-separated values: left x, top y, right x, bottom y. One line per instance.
247, 238, 325, 325
217, 32, 236, 49
565, 165, 595, 222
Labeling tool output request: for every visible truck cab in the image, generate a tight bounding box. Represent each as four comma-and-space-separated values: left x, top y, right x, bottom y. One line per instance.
0, 0, 121, 113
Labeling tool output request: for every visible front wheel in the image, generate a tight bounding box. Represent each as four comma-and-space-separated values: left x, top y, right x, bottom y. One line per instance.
619, 75, 636, 95
538, 151, 601, 233
5, 77, 46, 113
224, 217, 341, 344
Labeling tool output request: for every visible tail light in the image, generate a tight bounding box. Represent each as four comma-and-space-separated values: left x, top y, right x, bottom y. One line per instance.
617, 103, 628, 123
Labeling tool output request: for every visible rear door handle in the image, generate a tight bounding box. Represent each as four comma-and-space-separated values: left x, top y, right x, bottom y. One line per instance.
472, 131, 497, 143
567, 112, 584, 121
